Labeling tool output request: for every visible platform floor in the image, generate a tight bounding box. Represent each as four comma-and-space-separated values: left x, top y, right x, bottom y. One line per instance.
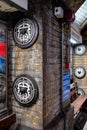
9, 124, 36, 130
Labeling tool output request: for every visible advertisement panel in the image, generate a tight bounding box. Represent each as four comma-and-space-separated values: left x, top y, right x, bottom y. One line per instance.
0, 23, 6, 112
0, 28, 6, 74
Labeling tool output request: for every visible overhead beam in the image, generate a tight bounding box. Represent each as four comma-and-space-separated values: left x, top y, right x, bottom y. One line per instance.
81, 19, 87, 33
5, 0, 28, 11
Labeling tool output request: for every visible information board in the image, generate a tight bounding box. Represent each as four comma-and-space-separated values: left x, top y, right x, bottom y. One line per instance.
62, 72, 70, 102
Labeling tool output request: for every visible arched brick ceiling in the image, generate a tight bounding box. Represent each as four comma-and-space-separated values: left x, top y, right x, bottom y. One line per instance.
65, 0, 85, 13
64, 0, 87, 42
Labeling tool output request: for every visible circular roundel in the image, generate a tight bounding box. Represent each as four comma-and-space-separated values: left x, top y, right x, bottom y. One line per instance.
74, 45, 86, 56
77, 88, 85, 96
74, 66, 86, 79
13, 75, 38, 106
13, 18, 39, 48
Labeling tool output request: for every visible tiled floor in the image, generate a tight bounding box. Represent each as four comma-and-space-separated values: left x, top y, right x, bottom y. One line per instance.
9, 124, 36, 130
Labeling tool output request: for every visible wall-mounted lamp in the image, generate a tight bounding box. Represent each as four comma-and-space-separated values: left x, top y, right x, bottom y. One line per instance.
54, 7, 64, 18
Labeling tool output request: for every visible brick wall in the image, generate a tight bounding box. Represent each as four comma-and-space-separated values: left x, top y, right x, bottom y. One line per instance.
65, 0, 84, 12
73, 44, 87, 95
42, 2, 74, 129
42, 2, 62, 128
50, 119, 64, 130
7, 4, 43, 129
66, 106, 74, 130
6, 0, 75, 130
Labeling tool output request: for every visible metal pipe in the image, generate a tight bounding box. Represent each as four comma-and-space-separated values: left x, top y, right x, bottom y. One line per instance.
61, 22, 66, 130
